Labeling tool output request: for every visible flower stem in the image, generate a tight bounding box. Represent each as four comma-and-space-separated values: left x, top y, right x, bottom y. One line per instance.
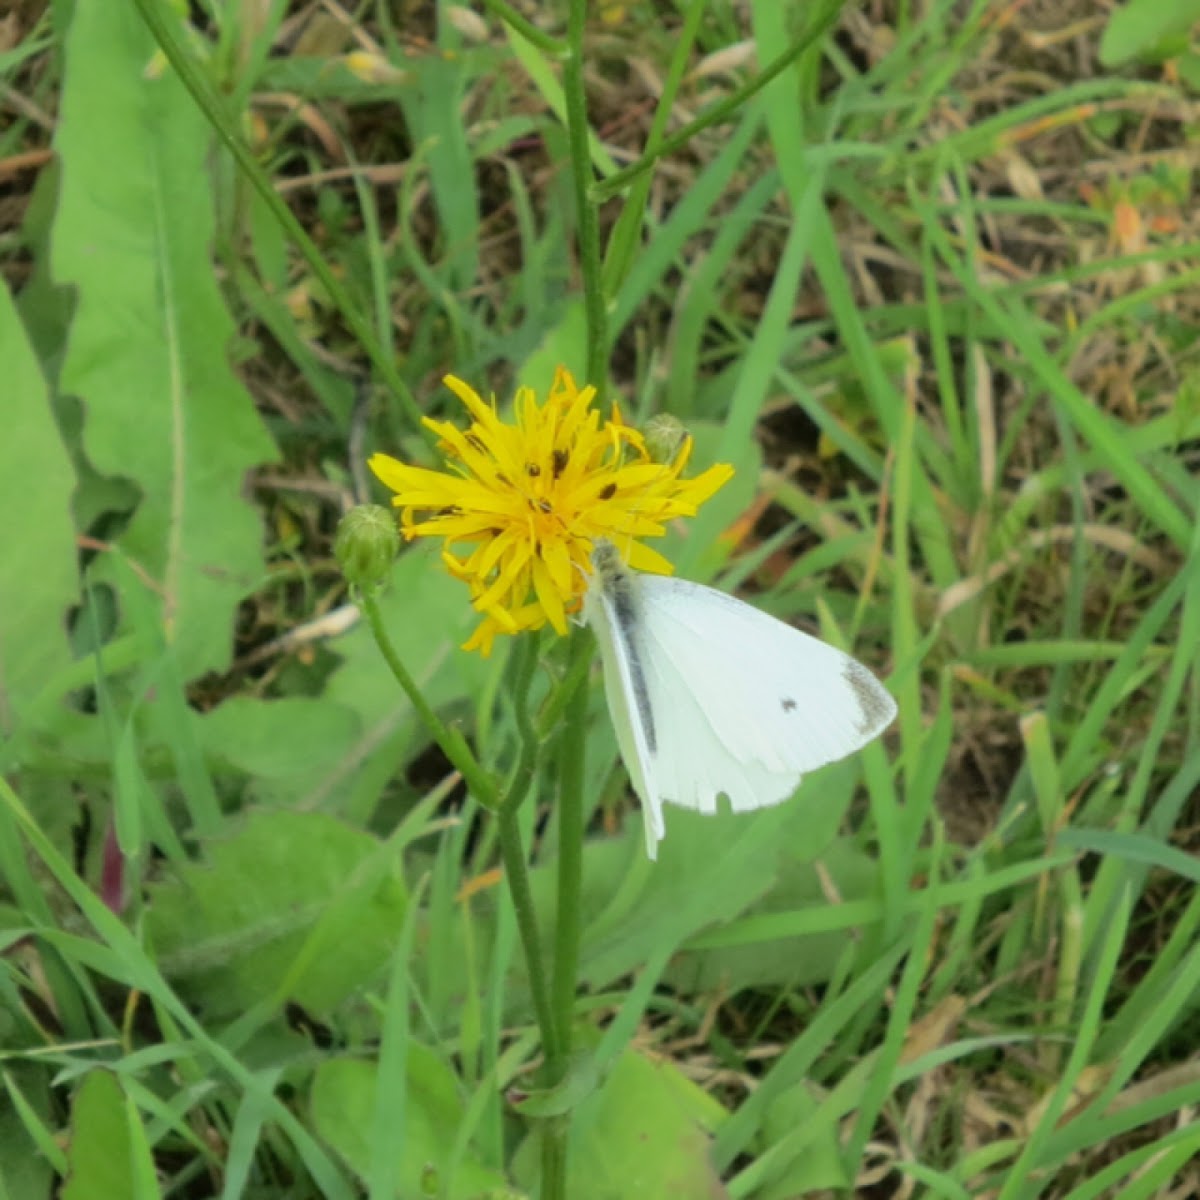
563, 0, 607, 389
551, 629, 590, 1062
497, 635, 557, 1074
501, 634, 574, 1200
357, 588, 498, 808
496, 802, 558, 1069
540, 1123, 569, 1200
539, 629, 591, 1197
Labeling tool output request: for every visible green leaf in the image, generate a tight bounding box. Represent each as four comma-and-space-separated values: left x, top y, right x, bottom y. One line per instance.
514, 1048, 727, 1200
51, 1, 277, 680
61, 1072, 133, 1200
572, 1050, 727, 1198
1099, 0, 1200, 66
565, 763, 859, 998
310, 1053, 508, 1198
145, 809, 407, 1017
0, 278, 77, 721
197, 696, 364, 800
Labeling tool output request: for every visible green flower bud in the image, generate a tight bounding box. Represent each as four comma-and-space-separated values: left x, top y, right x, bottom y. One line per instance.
335, 504, 399, 591
643, 413, 688, 465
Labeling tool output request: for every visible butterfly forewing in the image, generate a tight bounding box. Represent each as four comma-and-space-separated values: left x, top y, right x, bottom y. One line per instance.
634, 574, 896, 787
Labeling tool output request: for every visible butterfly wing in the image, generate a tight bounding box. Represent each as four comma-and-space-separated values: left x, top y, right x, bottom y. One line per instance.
632, 573, 896, 823
585, 552, 897, 858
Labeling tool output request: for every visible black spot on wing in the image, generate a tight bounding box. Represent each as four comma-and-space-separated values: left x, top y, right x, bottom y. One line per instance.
781, 697, 797, 713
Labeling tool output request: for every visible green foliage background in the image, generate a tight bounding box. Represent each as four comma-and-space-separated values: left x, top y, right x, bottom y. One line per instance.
3, 0, 1200, 1196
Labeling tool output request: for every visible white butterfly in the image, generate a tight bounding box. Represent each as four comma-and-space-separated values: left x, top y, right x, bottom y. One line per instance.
583, 539, 897, 858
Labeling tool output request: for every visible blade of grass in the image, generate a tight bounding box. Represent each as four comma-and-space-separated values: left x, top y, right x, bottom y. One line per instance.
122, 1088, 160, 1200
1, 1069, 67, 1176
220, 1067, 284, 1200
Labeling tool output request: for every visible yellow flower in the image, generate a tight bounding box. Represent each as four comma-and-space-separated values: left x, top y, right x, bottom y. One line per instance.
369, 367, 733, 655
